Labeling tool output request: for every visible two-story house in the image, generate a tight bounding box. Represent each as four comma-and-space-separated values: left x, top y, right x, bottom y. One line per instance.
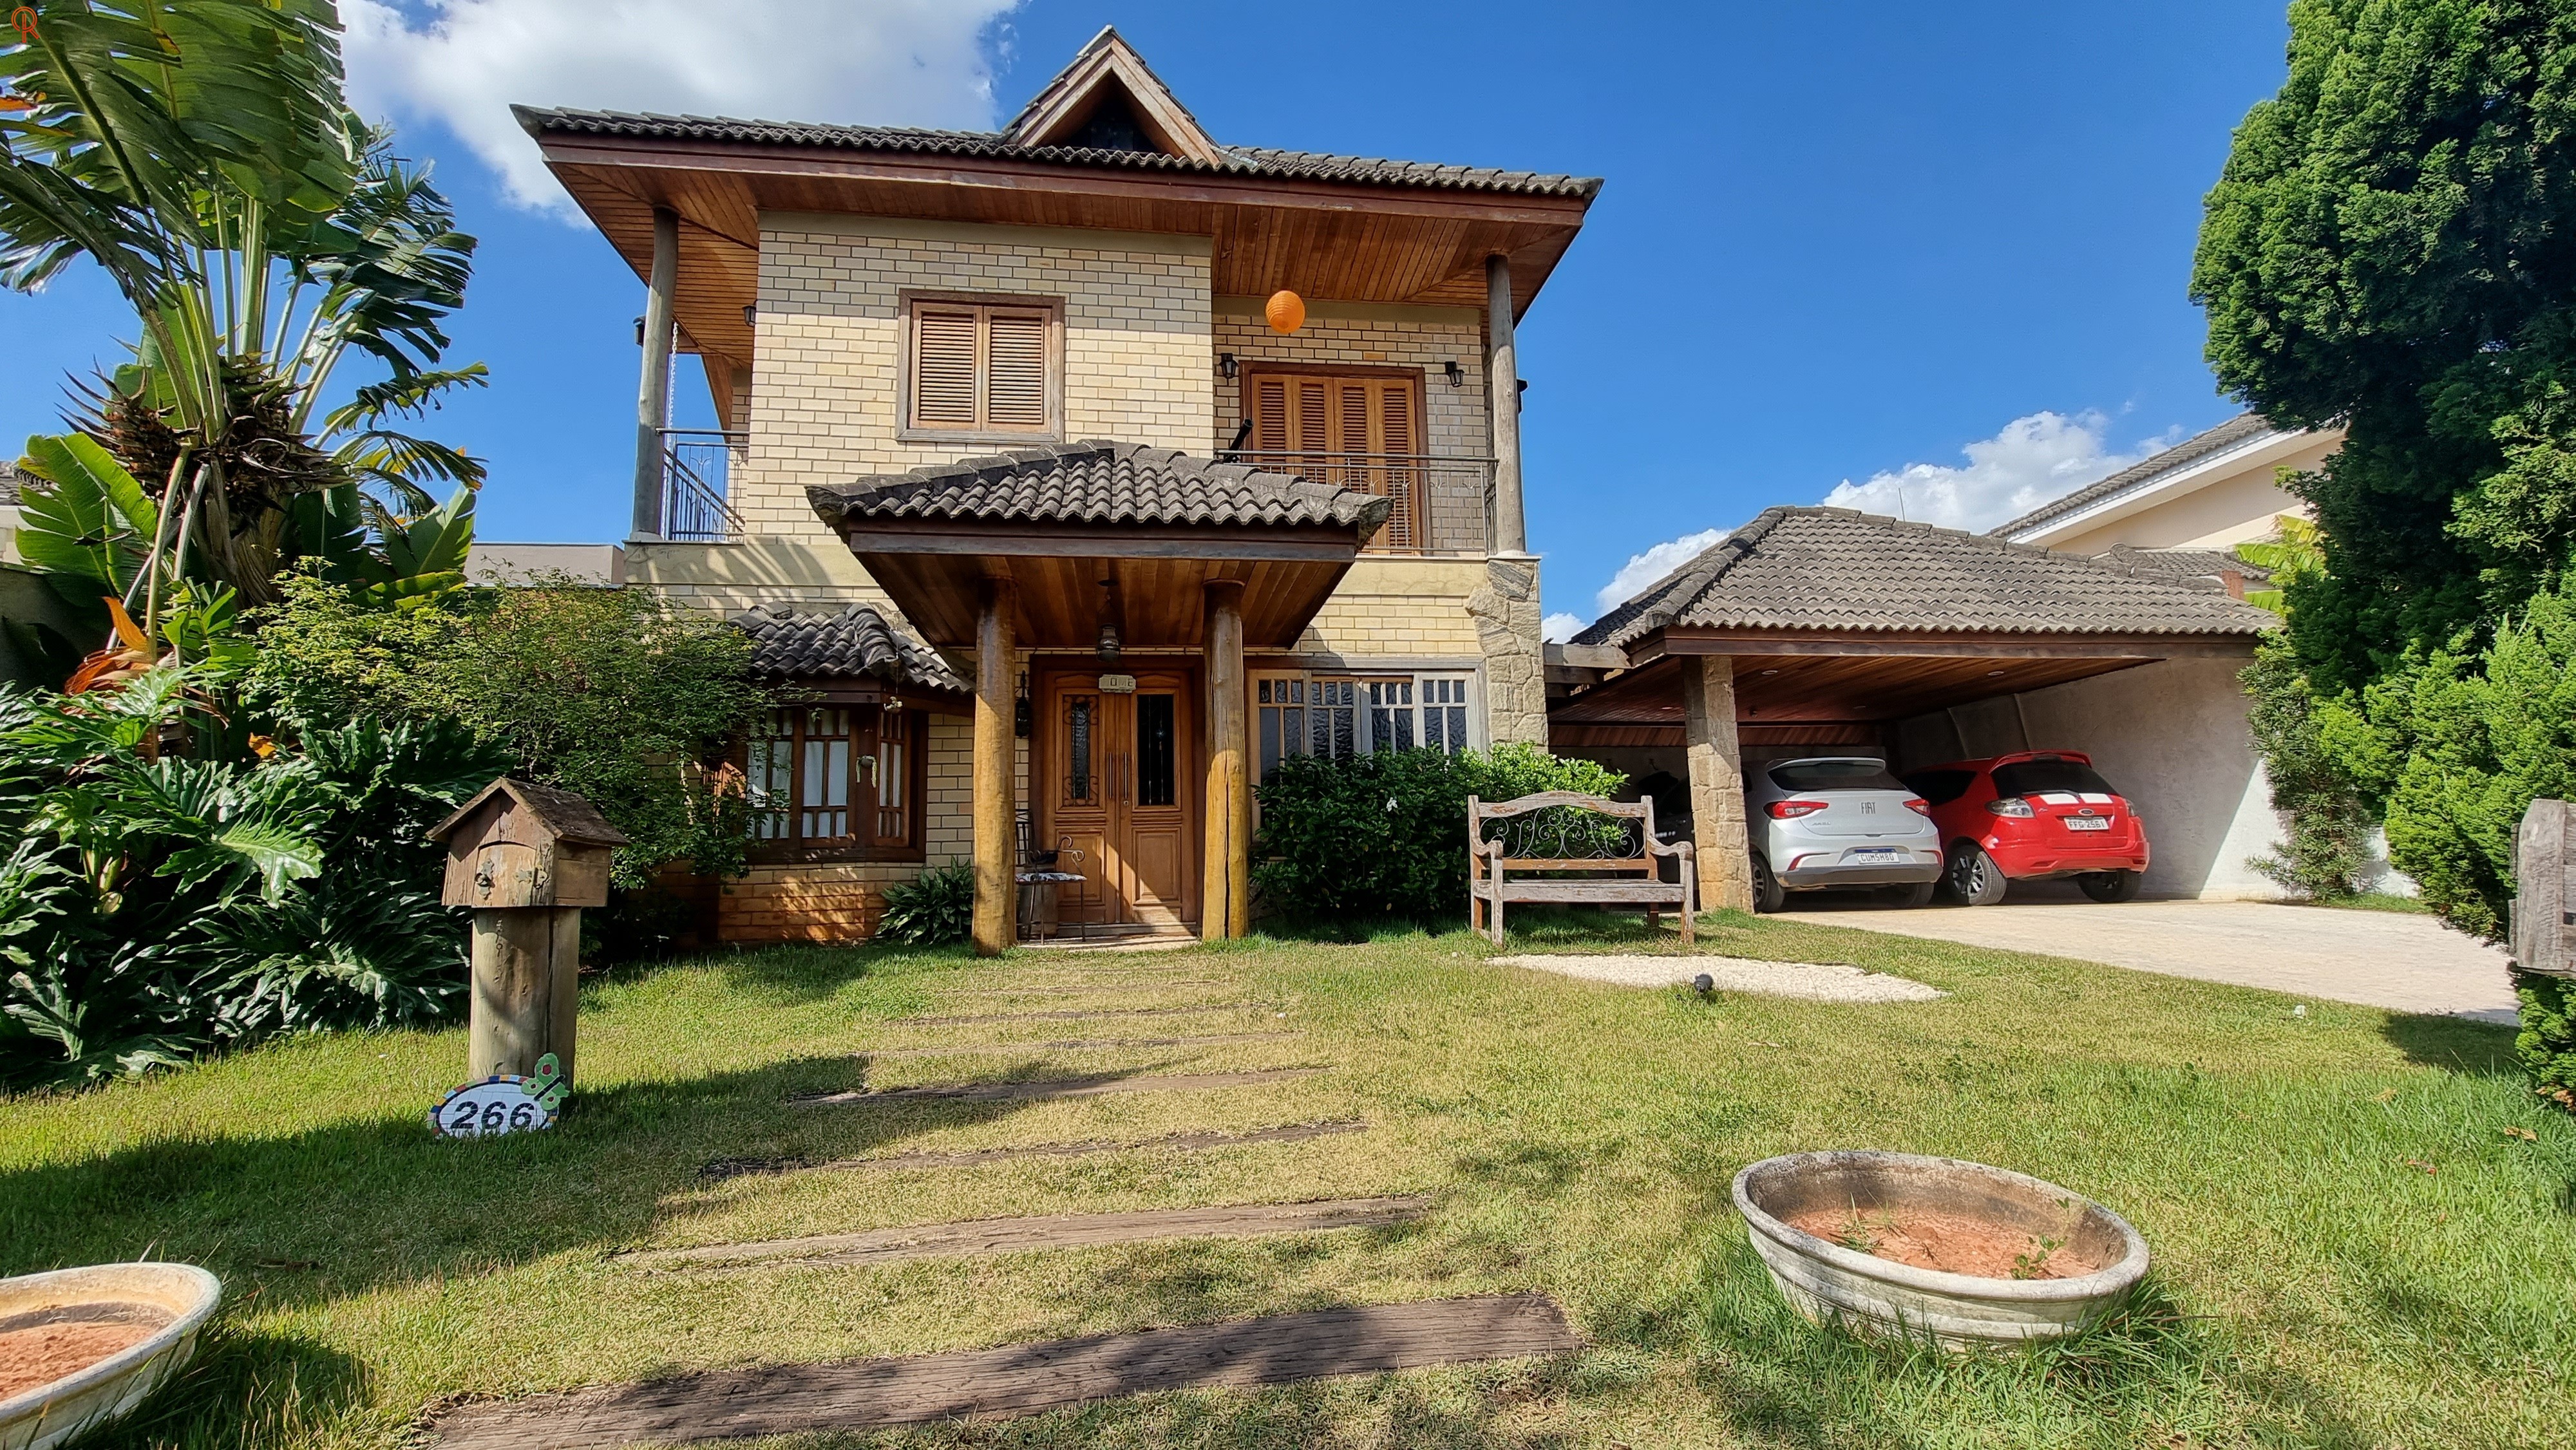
517, 28, 1598, 950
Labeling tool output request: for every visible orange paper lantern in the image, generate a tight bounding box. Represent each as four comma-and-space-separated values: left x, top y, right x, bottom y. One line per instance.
1264, 290, 1306, 334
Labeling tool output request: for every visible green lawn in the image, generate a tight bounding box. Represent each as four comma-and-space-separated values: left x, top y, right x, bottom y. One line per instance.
3, 910, 2571, 1449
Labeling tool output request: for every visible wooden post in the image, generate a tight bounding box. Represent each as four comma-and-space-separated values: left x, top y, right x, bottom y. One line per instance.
2514, 798, 2576, 977
972, 578, 1019, 956
1201, 579, 1251, 939
1681, 655, 1754, 913
469, 908, 582, 1082
1485, 253, 1524, 555
632, 205, 679, 540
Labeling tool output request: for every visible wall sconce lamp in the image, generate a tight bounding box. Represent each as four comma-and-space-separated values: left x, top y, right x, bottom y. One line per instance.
1443, 359, 1466, 388
632, 315, 645, 346
1218, 352, 1239, 381
1014, 670, 1032, 738
743, 303, 757, 328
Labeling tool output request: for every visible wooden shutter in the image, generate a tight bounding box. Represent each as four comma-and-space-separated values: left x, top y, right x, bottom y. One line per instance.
911, 305, 981, 428
1376, 382, 1419, 548
984, 308, 1050, 428
1253, 377, 1291, 452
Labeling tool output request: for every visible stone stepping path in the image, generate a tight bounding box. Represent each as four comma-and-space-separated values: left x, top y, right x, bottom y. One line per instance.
793, 1068, 1320, 1107
699, 1120, 1366, 1182
618, 1195, 1428, 1271
430, 1294, 1572, 1447
858, 1030, 1300, 1059
908, 1003, 1273, 1026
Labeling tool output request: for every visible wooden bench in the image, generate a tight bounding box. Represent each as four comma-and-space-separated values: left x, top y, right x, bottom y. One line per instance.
1467, 791, 1696, 946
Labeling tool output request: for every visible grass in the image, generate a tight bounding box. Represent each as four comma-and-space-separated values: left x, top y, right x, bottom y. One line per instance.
2278, 892, 2438, 916
3, 909, 2572, 1449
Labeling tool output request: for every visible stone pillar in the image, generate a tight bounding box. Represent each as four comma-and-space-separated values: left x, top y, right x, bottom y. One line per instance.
971, 579, 1019, 956
1468, 552, 1548, 746
1200, 580, 1251, 939
1681, 655, 1753, 912
1485, 253, 1524, 554
632, 206, 679, 541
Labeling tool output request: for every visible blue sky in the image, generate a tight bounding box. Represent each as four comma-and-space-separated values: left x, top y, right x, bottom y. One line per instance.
0, 1, 2291, 630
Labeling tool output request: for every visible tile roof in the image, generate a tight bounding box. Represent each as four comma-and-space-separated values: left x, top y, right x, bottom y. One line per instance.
0, 460, 21, 506
1989, 413, 2284, 540
732, 604, 967, 693
808, 441, 1392, 538
1573, 506, 2278, 650
2092, 543, 2274, 587
512, 106, 1603, 200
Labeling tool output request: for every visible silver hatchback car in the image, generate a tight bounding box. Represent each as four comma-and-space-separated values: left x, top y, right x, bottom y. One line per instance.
1744, 757, 1944, 912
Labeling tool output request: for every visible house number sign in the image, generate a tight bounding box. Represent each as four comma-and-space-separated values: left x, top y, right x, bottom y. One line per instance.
1098, 673, 1137, 693
430, 1053, 570, 1138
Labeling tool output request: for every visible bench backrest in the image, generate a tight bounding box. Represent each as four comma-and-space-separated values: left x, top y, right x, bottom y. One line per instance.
1469, 791, 1660, 876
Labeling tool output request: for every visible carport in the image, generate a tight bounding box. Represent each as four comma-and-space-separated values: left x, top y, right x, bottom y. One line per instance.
1551, 507, 2277, 909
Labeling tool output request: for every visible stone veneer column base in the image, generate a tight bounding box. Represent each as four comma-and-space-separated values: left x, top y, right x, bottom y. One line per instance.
1683, 655, 1754, 912
1469, 552, 1548, 747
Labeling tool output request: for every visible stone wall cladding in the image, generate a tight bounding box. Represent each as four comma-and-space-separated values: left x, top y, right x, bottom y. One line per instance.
746, 218, 1214, 543
1211, 302, 1489, 554
1467, 554, 1548, 744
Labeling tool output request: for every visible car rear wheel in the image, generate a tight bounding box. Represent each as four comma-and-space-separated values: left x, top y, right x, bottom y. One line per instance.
2078, 869, 2142, 903
1751, 854, 1786, 914
1947, 843, 2008, 906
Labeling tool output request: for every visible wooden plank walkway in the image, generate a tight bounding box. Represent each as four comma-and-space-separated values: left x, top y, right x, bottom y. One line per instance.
793, 1069, 1318, 1106
857, 1031, 1299, 1059
429, 1294, 1575, 1448
909, 1003, 1269, 1026
699, 1120, 1365, 1182
617, 1196, 1428, 1271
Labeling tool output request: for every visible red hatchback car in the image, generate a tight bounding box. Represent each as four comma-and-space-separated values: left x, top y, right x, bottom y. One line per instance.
1900, 751, 2148, 905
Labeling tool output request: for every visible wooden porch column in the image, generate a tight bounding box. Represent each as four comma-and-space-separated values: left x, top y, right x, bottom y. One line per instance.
1681, 655, 1754, 913
1200, 580, 1251, 939
632, 206, 679, 540
1485, 253, 1525, 554
971, 578, 1019, 956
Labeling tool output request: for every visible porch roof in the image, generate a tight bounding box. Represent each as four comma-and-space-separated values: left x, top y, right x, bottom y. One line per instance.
808, 442, 1391, 534
733, 604, 969, 697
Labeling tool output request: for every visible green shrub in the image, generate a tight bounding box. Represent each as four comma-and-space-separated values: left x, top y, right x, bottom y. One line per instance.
878, 862, 975, 946
2242, 637, 2376, 899
1252, 742, 1626, 923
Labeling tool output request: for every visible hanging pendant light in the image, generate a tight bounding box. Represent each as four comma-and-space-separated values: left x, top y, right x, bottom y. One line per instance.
1264, 290, 1306, 335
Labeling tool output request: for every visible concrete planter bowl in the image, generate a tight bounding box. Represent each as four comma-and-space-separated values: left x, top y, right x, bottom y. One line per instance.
0, 1264, 222, 1450
1732, 1151, 2148, 1349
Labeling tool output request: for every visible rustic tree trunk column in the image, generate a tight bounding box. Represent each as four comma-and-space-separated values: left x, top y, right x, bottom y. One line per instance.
469, 907, 582, 1083
1485, 252, 1524, 554
972, 578, 1020, 956
1682, 655, 1754, 913
631, 206, 679, 540
1200, 579, 1251, 940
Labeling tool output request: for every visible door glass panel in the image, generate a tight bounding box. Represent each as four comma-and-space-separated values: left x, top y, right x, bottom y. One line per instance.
1065, 695, 1095, 805
1136, 693, 1175, 807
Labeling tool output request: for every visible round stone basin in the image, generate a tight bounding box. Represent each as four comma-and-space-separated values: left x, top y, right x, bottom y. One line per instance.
0, 1264, 222, 1450
1732, 1151, 2148, 1348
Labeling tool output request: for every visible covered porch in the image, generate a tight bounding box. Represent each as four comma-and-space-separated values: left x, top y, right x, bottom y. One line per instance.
810, 441, 1392, 952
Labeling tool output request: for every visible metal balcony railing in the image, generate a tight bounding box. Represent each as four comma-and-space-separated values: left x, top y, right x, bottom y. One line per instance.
659, 428, 747, 542
1217, 449, 1494, 552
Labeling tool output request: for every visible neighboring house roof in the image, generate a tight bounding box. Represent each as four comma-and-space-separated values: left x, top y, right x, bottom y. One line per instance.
732, 604, 968, 694
512, 107, 1603, 202
808, 440, 1394, 536
1573, 506, 2278, 650
0, 460, 22, 506
1989, 413, 2284, 540
2090, 543, 2273, 589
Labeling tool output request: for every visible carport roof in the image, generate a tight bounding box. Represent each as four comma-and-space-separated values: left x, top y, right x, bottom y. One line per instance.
1572, 506, 2278, 652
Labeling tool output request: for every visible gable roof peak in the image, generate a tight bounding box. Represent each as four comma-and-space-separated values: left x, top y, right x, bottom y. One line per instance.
1003, 26, 1222, 164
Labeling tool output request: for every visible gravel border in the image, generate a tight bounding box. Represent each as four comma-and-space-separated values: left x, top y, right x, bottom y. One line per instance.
1492, 954, 1945, 1003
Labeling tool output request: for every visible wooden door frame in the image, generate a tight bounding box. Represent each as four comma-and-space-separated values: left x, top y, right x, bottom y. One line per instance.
1035, 661, 1204, 928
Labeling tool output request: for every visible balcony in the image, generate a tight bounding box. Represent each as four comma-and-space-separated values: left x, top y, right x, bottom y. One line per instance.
658, 428, 746, 542
1218, 449, 1495, 552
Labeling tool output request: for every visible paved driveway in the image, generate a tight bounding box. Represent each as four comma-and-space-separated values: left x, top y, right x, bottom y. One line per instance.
1774, 885, 2519, 1022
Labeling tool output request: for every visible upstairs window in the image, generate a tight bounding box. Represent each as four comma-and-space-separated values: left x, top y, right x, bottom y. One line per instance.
904, 294, 1061, 439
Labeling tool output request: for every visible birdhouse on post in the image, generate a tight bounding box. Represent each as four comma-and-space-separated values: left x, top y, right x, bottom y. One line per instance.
2514, 798, 2576, 980
428, 779, 629, 1088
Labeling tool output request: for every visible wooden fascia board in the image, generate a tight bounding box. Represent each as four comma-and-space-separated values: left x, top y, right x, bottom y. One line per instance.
1646, 628, 2260, 660
840, 520, 1364, 563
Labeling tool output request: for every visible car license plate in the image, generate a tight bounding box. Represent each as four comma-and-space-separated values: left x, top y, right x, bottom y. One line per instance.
1846, 849, 1905, 864
2065, 816, 2112, 832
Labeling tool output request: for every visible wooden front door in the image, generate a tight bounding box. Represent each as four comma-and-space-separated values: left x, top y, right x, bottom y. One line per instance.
1043, 670, 1198, 929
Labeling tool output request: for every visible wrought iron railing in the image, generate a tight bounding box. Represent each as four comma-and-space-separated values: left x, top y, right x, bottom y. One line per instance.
1218, 449, 1493, 552
659, 428, 747, 542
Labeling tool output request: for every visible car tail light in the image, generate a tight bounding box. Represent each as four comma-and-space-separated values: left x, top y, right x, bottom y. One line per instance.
1904, 797, 1931, 816
1985, 796, 2035, 818
1766, 800, 1828, 819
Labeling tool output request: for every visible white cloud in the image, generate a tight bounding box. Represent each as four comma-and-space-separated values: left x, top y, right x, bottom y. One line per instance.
1541, 612, 1585, 644
344, 0, 1021, 214
1820, 410, 2171, 534
1594, 527, 1726, 619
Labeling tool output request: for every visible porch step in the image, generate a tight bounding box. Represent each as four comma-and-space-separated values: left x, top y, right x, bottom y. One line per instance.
698, 1118, 1365, 1182
614, 1194, 1427, 1271
791, 1068, 1321, 1106
428, 1294, 1577, 1448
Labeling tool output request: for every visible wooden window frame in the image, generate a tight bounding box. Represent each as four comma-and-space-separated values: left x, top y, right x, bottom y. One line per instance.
1235, 362, 1428, 553
741, 704, 930, 865
898, 290, 1066, 445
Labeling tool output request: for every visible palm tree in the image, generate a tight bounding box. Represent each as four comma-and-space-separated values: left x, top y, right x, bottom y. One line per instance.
0, 1, 485, 625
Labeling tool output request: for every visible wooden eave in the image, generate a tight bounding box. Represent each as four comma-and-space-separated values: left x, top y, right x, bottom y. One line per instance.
537, 133, 1591, 382
1623, 625, 2262, 663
